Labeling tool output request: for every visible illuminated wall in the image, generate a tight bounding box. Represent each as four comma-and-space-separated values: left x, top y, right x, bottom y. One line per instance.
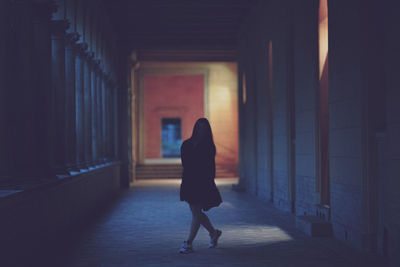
137, 62, 238, 167
318, 0, 330, 205
143, 74, 204, 158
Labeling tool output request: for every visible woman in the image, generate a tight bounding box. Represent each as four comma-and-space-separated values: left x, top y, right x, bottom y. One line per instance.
179, 118, 223, 254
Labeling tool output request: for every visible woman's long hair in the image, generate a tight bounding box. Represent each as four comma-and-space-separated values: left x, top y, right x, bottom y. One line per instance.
190, 118, 216, 155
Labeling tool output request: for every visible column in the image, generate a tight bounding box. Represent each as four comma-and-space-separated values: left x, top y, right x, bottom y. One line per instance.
113, 87, 119, 160
91, 60, 99, 165
4, 0, 23, 179
107, 81, 114, 161
51, 18, 69, 175
96, 65, 103, 164
101, 75, 107, 162
109, 85, 115, 161
104, 81, 109, 161
75, 42, 87, 169
65, 32, 80, 172
98, 70, 105, 163
83, 52, 93, 167
105, 79, 112, 161
108, 82, 115, 161
27, 0, 57, 179
0, 0, 8, 177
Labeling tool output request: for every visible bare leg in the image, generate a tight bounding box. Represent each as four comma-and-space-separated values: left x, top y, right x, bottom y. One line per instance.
187, 204, 216, 244
187, 204, 201, 244
199, 211, 215, 234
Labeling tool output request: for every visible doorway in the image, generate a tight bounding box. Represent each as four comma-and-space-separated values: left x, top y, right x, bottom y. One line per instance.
161, 118, 182, 158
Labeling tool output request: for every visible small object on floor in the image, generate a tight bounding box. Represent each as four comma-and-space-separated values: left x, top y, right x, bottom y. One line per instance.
209, 229, 222, 248
179, 241, 194, 254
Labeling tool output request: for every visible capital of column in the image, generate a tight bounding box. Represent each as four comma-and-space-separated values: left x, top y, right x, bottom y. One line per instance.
98, 65, 106, 77
76, 42, 89, 58
93, 59, 102, 73
51, 19, 70, 38
87, 52, 96, 65
100, 69, 108, 80
32, 1, 57, 23
103, 73, 112, 86
66, 32, 80, 47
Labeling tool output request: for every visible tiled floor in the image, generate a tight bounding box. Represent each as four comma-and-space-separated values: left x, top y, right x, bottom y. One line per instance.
31, 179, 388, 266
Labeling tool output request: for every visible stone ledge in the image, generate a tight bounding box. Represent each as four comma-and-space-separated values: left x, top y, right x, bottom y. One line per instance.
0, 161, 120, 204
0, 162, 121, 258
296, 215, 333, 237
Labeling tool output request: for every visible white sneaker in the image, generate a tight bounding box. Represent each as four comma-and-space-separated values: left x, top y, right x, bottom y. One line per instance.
209, 229, 222, 248
179, 241, 194, 254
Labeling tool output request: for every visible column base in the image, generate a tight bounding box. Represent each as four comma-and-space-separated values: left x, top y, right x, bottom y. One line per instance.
54, 165, 70, 177
86, 160, 98, 169
66, 163, 80, 174
91, 159, 104, 167
77, 161, 89, 171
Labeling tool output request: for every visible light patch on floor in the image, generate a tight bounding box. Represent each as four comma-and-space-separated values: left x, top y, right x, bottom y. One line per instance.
132, 178, 238, 188
218, 225, 293, 247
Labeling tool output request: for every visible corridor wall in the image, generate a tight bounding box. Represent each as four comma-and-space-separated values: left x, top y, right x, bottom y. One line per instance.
0, 0, 121, 180
132, 62, 239, 171
0, 0, 125, 256
237, 0, 400, 258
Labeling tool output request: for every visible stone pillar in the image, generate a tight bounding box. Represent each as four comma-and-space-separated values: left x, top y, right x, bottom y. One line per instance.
97, 71, 105, 163
83, 52, 93, 167
109, 82, 113, 160
4, 0, 24, 179
91, 60, 99, 165
28, 1, 57, 179
113, 87, 119, 160
95, 65, 103, 165
101, 75, 107, 162
104, 81, 109, 161
108, 82, 115, 160
106, 80, 112, 161
109, 85, 115, 161
51, 18, 70, 176
75, 42, 87, 170
0, 0, 7, 177
65, 32, 80, 172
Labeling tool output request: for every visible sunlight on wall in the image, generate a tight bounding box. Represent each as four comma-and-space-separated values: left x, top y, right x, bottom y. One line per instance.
318, 0, 330, 205
242, 72, 247, 104
319, 0, 328, 80
268, 41, 273, 89
137, 62, 238, 166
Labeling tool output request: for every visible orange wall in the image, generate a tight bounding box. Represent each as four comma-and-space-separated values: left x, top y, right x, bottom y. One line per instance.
139, 62, 238, 167
144, 74, 204, 158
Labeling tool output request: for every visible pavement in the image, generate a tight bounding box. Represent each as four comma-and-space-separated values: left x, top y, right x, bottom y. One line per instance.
29, 178, 389, 267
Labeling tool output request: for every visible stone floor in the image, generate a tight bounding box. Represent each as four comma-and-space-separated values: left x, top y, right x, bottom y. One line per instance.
27, 178, 389, 267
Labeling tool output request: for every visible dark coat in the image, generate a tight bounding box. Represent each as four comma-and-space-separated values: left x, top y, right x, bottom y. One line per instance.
180, 138, 222, 211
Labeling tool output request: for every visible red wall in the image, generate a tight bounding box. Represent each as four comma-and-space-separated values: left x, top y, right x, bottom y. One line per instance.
144, 74, 204, 158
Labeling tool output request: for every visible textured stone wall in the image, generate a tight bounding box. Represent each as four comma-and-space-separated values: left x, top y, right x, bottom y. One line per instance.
292, 0, 319, 217
328, 0, 365, 249
237, 0, 399, 257
380, 0, 400, 258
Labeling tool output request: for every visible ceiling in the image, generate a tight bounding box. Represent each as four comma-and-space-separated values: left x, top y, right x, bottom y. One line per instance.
104, 0, 258, 60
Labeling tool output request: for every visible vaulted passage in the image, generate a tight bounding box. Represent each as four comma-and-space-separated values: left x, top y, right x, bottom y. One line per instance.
0, 0, 399, 266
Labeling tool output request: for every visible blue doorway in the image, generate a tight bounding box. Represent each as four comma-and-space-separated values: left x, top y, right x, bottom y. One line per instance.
161, 118, 182, 158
